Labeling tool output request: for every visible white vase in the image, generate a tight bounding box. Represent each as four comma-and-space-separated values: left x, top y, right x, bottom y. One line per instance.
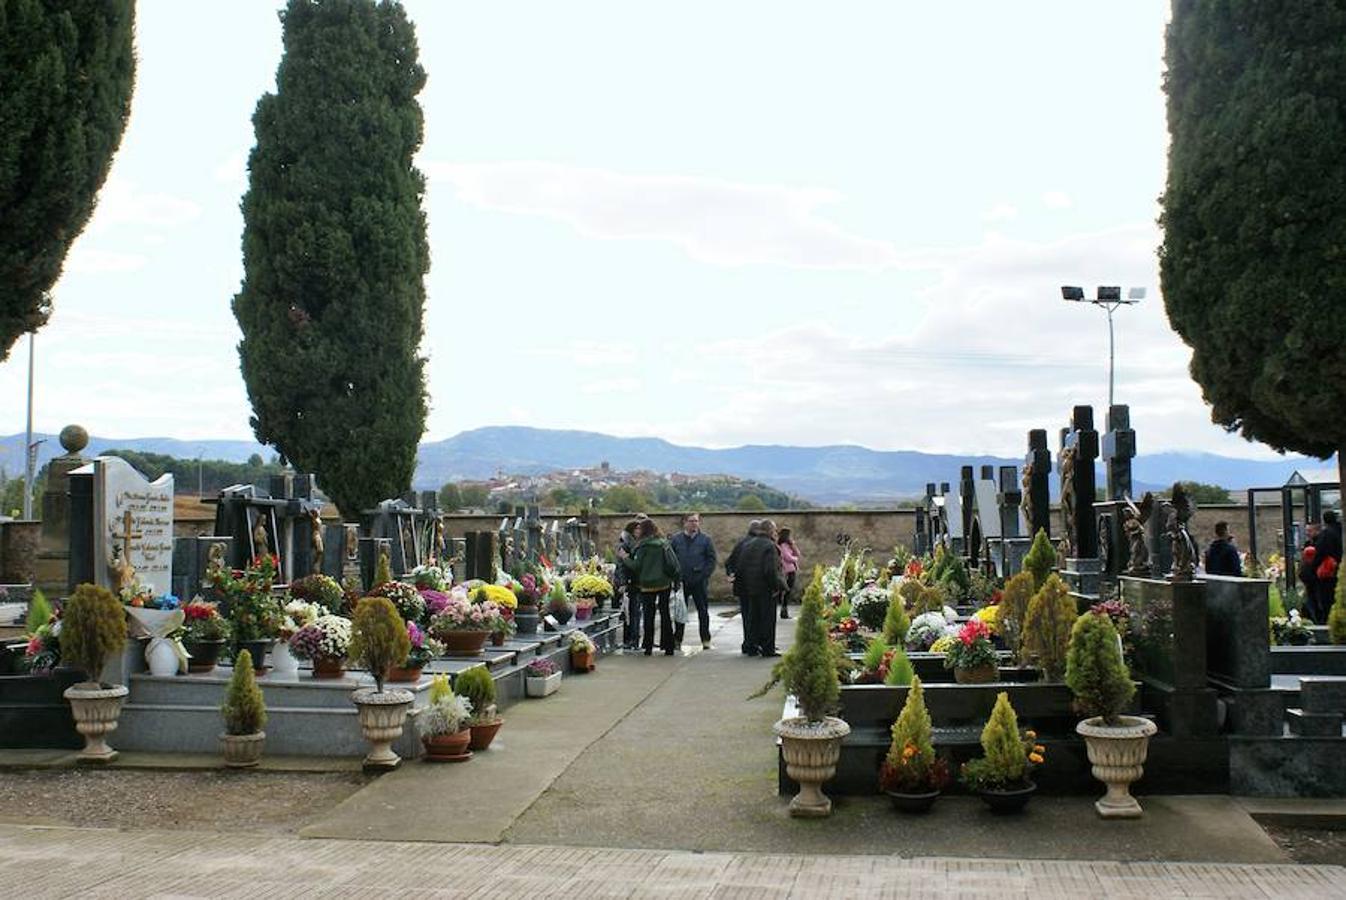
145, 638, 180, 677
270, 640, 300, 679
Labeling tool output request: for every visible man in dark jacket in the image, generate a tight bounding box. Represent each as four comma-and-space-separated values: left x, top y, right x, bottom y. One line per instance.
734, 519, 787, 657
1204, 521, 1242, 577
1311, 511, 1342, 623
732, 519, 764, 653
670, 513, 717, 649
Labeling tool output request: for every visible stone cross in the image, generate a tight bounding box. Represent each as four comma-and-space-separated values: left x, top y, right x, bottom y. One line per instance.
959, 466, 976, 555
119, 509, 143, 562
1102, 404, 1136, 502
996, 466, 1023, 538
1022, 429, 1052, 539
1058, 405, 1100, 559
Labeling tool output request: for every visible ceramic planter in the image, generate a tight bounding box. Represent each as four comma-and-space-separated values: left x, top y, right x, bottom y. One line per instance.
352, 688, 414, 769
63, 684, 130, 762
469, 717, 503, 751
312, 656, 345, 679
422, 729, 471, 762
977, 781, 1036, 814
270, 641, 300, 678
515, 608, 540, 635
773, 716, 850, 817
220, 731, 266, 768
387, 665, 423, 683
575, 604, 594, 621
525, 671, 562, 697
440, 630, 490, 656
145, 638, 180, 677
550, 608, 573, 627
237, 639, 274, 673
1076, 715, 1158, 818
954, 663, 999, 685
884, 788, 940, 814
184, 639, 226, 674
571, 648, 596, 672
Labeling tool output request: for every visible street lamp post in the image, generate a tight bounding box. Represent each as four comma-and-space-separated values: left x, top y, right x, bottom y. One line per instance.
1061, 286, 1146, 408
22, 332, 35, 520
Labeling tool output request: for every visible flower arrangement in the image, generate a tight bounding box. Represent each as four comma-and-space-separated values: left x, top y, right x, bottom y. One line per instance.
428, 596, 505, 636
849, 582, 890, 631
279, 599, 323, 640
404, 621, 444, 668
547, 581, 573, 616
181, 601, 231, 643
287, 614, 352, 662
944, 619, 997, 672
409, 563, 449, 591
879, 677, 949, 794
420, 589, 450, 618
513, 573, 548, 607
971, 604, 1000, 635
124, 591, 181, 611
525, 657, 559, 677
1088, 597, 1135, 660
960, 692, 1043, 791
418, 675, 473, 737
215, 556, 283, 641
289, 574, 344, 611
1271, 609, 1313, 646
905, 611, 953, 652
23, 620, 61, 673
569, 574, 613, 602
368, 581, 427, 624
570, 632, 597, 654
473, 583, 517, 611
928, 634, 955, 655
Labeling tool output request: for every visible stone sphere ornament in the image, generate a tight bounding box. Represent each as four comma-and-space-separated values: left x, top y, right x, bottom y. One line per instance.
60, 424, 89, 455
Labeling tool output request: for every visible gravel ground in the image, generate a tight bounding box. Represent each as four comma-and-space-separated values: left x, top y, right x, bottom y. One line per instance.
0, 769, 370, 835
1259, 820, 1346, 865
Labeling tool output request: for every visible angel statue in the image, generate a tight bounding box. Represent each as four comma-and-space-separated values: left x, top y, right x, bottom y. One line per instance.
1121, 492, 1155, 576
1165, 482, 1197, 582
308, 509, 324, 574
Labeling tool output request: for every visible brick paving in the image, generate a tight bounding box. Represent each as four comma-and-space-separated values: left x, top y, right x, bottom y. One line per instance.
0, 824, 1342, 898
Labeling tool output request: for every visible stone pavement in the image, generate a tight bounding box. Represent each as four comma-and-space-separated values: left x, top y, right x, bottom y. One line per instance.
0, 823, 1341, 898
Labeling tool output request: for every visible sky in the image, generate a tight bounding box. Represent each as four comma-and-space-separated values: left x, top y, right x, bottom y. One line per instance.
0, 0, 1291, 462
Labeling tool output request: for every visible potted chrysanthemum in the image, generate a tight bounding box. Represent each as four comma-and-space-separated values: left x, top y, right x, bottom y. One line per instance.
288, 614, 352, 678
525, 657, 562, 697
418, 674, 473, 762
428, 592, 503, 656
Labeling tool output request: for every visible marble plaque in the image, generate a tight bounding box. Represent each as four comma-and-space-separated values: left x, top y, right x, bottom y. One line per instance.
73, 457, 175, 596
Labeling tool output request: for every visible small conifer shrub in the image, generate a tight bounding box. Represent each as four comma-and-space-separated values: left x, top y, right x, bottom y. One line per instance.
61, 584, 127, 685
455, 665, 497, 724
1022, 574, 1078, 681
960, 692, 1041, 791
878, 677, 947, 793
222, 649, 267, 735
1064, 612, 1134, 725
751, 566, 841, 724
998, 572, 1036, 662
1022, 528, 1055, 591
882, 585, 911, 646
350, 596, 411, 694
883, 646, 915, 687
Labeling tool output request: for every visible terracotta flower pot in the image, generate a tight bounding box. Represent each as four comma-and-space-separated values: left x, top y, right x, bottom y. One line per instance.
63, 684, 130, 763
422, 729, 471, 762
571, 649, 595, 672
469, 717, 503, 751
1076, 715, 1158, 818
774, 716, 850, 818
312, 656, 346, 679
954, 663, 999, 685
220, 731, 266, 768
184, 639, 226, 674
440, 630, 490, 656
386, 665, 423, 683
490, 632, 506, 647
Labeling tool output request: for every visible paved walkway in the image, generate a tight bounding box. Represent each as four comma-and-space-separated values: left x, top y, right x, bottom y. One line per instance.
1, 823, 1341, 898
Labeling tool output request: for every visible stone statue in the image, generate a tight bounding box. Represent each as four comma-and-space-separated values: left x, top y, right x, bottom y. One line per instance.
1122, 492, 1155, 576
308, 509, 324, 574
432, 516, 446, 563
377, 541, 391, 575
1020, 461, 1034, 519
1058, 444, 1077, 557
109, 544, 136, 595
401, 520, 416, 567
253, 518, 269, 556
344, 525, 359, 560
1165, 482, 1197, 582
206, 541, 227, 577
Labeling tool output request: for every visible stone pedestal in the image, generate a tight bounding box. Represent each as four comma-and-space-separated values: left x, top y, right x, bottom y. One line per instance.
1062, 557, 1102, 607
0, 520, 39, 585
35, 428, 90, 599
1120, 576, 1219, 737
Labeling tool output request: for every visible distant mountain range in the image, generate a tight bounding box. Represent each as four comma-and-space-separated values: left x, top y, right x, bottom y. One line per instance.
0, 426, 1329, 505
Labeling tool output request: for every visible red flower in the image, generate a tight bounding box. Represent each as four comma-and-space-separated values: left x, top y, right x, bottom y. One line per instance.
957, 619, 989, 646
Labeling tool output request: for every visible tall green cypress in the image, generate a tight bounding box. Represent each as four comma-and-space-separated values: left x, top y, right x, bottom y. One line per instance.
1160, 1, 1346, 487
0, 0, 135, 362
233, 0, 429, 519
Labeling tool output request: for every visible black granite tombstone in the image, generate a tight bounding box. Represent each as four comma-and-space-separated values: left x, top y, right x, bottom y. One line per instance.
1023, 430, 1052, 539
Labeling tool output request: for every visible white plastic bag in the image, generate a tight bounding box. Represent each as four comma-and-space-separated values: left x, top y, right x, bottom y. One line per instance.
670, 587, 688, 625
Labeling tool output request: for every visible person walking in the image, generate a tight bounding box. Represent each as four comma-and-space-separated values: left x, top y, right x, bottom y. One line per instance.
1312, 511, 1343, 624
615, 519, 642, 649
725, 520, 761, 655
670, 513, 717, 649
776, 526, 800, 619
1300, 523, 1324, 623
735, 519, 786, 657
618, 519, 681, 656
1203, 521, 1242, 577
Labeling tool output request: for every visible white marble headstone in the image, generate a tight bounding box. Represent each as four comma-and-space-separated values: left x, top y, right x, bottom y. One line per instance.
78, 457, 175, 597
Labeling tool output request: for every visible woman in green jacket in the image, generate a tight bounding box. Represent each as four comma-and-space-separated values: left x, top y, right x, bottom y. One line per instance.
618, 519, 681, 655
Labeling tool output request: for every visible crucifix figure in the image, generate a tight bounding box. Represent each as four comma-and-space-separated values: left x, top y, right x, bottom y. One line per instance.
110, 510, 141, 594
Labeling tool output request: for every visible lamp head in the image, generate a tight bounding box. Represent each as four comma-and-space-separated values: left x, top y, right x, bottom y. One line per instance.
1097, 286, 1122, 302
1061, 286, 1085, 302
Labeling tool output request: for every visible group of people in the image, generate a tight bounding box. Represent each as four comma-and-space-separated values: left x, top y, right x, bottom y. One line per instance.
612, 513, 801, 658
1203, 511, 1343, 624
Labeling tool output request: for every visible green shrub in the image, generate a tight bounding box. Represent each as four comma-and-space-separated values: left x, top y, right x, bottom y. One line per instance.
1064, 612, 1134, 725
878, 676, 946, 793
1022, 528, 1055, 591
961, 691, 1031, 790
998, 572, 1035, 662
752, 566, 840, 723
350, 596, 410, 694
61, 584, 126, 684
221, 649, 267, 735
1022, 574, 1077, 681
881, 587, 910, 646
25, 590, 52, 635
373, 550, 393, 589
883, 646, 914, 686
1329, 577, 1346, 646
938, 554, 971, 604
861, 637, 889, 674
1268, 581, 1287, 620
455, 665, 497, 723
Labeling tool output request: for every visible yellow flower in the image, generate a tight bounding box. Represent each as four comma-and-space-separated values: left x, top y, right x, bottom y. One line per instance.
1033, 744, 1045, 754
1028, 752, 1044, 764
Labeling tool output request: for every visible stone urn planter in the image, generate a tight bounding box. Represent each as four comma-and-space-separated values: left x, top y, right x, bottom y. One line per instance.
773, 716, 850, 817
63, 684, 130, 762
441, 630, 490, 656
469, 717, 503, 751
954, 663, 999, 685
1076, 716, 1158, 818
352, 688, 414, 770
220, 731, 266, 768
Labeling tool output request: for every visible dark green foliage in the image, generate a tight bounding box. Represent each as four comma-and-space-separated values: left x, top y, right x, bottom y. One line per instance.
221, 649, 267, 735
349, 596, 409, 694
1160, 1, 1346, 473
777, 567, 840, 722
961, 692, 1028, 790
861, 637, 889, 673
454, 665, 496, 723
1065, 612, 1135, 725
1022, 529, 1055, 592
0, 0, 135, 361
232, 0, 429, 519
735, 493, 766, 512
938, 554, 971, 604
101, 449, 283, 497
998, 572, 1035, 663
24, 589, 51, 634
61, 583, 126, 684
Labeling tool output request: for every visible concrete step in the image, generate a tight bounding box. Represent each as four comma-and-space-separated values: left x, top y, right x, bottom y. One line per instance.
1300, 676, 1346, 714
1270, 645, 1346, 676
1285, 708, 1345, 738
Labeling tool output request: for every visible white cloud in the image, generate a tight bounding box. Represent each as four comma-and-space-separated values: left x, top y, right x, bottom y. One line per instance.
983, 203, 1019, 222
1043, 190, 1074, 210
93, 176, 202, 230
425, 161, 900, 270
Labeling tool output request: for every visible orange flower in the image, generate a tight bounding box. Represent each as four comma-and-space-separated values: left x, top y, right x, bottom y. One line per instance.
1028, 752, 1044, 764
1033, 745, 1045, 754
902, 744, 917, 759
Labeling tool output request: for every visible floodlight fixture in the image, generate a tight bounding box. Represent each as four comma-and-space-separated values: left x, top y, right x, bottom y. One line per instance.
1128, 287, 1146, 301
1097, 286, 1122, 302
1061, 285, 1085, 301
1058, 283, 1148, 408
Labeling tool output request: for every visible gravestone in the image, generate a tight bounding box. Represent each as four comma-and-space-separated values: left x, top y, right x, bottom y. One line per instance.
464, 531, 498, 581
212, 479, 320, 583
322, 523, 361, 585
1120, 575, 1219, 737
171, 535, 234, 600
1058, 407, 1101, 603
1022, 430, 1052, 540
68, 456, 174, 596
990, 465, 1030, 576
359, 537, 393, 590
35, 425, 89, 599
958, 467, 976, 561
1102, 404, 1135, 501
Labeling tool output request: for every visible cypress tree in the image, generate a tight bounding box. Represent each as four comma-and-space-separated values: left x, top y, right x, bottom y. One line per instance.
1161, 2, 1346, 487
232, 0, 429, 518
0, 0, 135, 361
